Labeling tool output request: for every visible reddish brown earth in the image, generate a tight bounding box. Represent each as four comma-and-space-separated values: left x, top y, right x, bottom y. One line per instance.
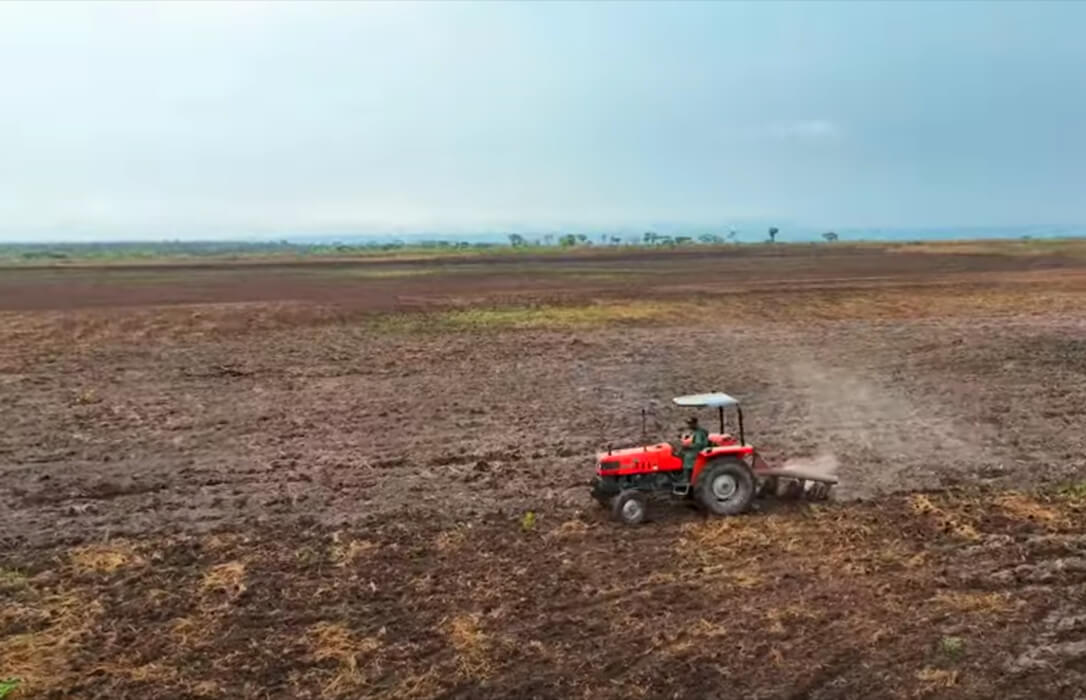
3, 244, 1086, 698
0, 245, 1078, 312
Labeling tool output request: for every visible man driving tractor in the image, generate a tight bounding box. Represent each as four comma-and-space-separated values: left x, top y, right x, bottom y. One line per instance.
677, 415, 709, 484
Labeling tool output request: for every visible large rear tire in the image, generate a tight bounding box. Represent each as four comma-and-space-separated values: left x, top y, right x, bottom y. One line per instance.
696, 459, 755, 516
611, 490, 648, 525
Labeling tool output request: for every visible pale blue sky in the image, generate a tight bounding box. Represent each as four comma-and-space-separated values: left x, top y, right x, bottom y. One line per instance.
1, 1, 1084, 241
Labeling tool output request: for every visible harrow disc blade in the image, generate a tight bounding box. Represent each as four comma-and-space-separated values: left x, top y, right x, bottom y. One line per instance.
781, 479, 806, 500
758, 476, 780, 499
774, 479, 834, 501
758, 476, 835, 501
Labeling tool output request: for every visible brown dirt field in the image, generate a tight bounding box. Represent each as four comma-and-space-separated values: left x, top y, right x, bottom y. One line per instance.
0, 245, 1078, 312
3, 244, 1086, 698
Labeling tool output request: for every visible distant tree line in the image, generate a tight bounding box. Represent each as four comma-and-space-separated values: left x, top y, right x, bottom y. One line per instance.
2, 226, 847, 263
514, 226, 841, 247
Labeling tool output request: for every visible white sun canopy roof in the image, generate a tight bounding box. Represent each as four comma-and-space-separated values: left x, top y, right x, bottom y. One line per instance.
672, 393, 739, 408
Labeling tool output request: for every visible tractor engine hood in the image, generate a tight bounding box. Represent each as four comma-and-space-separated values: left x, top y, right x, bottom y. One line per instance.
597, 443, 672, 463
597, 434, 739, 466
596, 443, 679, 475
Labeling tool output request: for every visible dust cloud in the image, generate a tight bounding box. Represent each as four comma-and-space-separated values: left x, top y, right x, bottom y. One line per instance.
779, 452, 840, 480
780, 358, 984, 499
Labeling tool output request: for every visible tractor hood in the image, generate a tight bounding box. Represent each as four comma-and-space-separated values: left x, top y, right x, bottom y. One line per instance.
596, 443, 678, 473
597, 443, 671, 462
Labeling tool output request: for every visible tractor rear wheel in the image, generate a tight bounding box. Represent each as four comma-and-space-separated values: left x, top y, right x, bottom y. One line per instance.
611, 490, 648, 525
696, 459, 755, 516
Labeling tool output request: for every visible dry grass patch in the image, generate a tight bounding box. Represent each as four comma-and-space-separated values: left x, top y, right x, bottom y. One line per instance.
892, 238, 1086, 258
0, 592, 103, 695
190, 680, 223, 697
915, 667, 959, 691
690, 617, 729, 640
331, 266, 438, 279
718, 568, 765, 589
169, 615, 205, 646
545, 519, 590, 541
430, 300, 689, 331
446, 613, 491, 680
91, 661, 179, 685
679, 508, 888, 573
874, 539, 929, 568
329, 534, 377, 567
69, 540, 144, 573
385, 669, 443, 700
203, 533, 250, 550
678, 517, 757, 560
304, 622, 381, 698
652, 628, 698, 656
651, 616, 729, 655
909, 494, 981, 541
0, 569, 27, 592
765, 604, 822, 636
434, 528, 468, 553
932, 591, 1013, 614
200, 561, 247, 608
995, 493, 1068, 528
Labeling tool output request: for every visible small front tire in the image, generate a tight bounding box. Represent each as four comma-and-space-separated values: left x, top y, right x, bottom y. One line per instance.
611, 490, 648, 525
591, 476, 616, 508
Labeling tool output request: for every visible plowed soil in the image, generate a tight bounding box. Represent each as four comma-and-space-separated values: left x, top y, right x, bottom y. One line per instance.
4, 244, 1086, 698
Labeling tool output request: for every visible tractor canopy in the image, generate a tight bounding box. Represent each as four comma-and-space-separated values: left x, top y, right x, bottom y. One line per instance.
673, 392, 744, 443
672, 393, 739, 408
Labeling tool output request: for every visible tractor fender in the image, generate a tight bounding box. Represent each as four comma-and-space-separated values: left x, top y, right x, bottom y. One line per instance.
691, 445, 754, 485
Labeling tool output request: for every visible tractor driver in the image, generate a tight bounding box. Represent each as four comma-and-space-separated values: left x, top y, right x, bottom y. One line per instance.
678, 415, 709, 484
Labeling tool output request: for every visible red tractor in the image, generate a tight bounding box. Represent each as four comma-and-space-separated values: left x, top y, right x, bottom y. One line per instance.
590, 393, 838, 524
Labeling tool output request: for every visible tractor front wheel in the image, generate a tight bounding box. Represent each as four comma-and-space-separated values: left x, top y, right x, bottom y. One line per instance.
590, 477, 612, 508
611, 490, 648, 525
696, 459, 755, 516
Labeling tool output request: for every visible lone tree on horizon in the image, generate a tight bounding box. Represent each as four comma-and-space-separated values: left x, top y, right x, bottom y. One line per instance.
822, 231, 838, 242
768, 227, 779, 243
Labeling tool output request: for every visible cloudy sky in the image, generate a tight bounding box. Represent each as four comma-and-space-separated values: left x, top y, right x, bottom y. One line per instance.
1, 1, 1084, 240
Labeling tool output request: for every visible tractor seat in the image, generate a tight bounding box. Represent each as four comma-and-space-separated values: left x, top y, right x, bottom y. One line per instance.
708, 433, 735, 446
